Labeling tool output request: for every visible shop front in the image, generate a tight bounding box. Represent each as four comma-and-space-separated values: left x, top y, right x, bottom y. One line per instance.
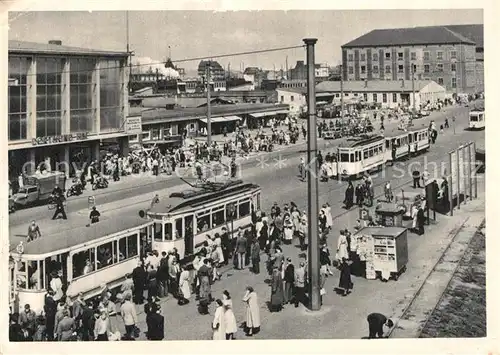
198, 116, 241, 135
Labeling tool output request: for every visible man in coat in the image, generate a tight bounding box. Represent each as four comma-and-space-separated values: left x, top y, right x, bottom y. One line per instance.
220, 227, 231, 266
294, 262, 306, 308
283, 258, 295, 305
146, 304, 165, 340
270, 266, 285, 312
132, 260, 147, 305
157, 252, 169, 297
235, 231, 247, 270
250, 238, 261, 274
367, 313, 394, 339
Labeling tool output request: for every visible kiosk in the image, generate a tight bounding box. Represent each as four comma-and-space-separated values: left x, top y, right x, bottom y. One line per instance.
375, 202, 405, 227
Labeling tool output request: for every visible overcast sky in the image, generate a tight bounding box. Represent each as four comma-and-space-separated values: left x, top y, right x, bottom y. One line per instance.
8, 10, 483, 74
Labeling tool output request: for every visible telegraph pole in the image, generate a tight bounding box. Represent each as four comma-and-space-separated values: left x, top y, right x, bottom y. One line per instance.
126, 11, 132, 94
340, 64, 344, 119
303, 38, 320, 311
206, 63, 212, 145
411, 65, 416, 124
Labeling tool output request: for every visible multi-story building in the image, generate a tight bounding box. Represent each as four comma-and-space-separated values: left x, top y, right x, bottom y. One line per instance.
197, 60, 225, 81
290, 61, 330, 82
8, 40, 132, 179
341, 24, 483, 94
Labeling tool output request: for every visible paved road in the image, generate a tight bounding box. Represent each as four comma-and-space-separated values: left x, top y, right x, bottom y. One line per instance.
9, 105, 466, 228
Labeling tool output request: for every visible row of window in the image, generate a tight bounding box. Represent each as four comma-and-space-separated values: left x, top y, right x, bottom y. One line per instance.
348, 63, 457, 75
348, 50, 458, 62
339, 143, 385, 163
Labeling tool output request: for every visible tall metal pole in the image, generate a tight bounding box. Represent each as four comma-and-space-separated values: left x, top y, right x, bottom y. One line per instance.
340, 64, 344, 119
472, 142, 478, 198
206, 64, 212, 145
126, 11, 132, 94
457, 147, 461, 210
411, 65, 416, 126
468, 142, 473, 201
303, 38, 320, 311
448, 152, 453, 216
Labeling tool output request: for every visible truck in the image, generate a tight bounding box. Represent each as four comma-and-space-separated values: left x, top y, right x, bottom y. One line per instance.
11, 171, 66, 208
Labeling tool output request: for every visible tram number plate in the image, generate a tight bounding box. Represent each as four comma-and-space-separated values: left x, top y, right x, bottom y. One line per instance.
88, 196, 95, 209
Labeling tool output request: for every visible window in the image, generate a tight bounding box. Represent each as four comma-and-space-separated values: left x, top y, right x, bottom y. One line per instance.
360, 53, 366, 61
437, 64, 443, 72
36, 58, 64, 138
410, 52, 417, 60
70, 58, 96, 133
372, 65, 379, 73
348, 54, 354, 61
424, 64, 430, 73
151, 129, 160, 140
423, 51, 430, 61
99, 59, 122, 132
451, 77, 457, 88
280, 95, 284, 102
437, 77, 444, 85
226, 202, 237, 220
212, 206, 225, 228
290, 96, 294, 102
340, 153, 349, 162
348, 66, 354, 74
392, 93, 397, 102
398, 65, 404, 73
196, 210, 210, 233
398, 52, 404, 60
153, 222, 163, 241
335, 93, 340, 98
96, 242, 115, 269
450, 50, 457, 59
164, 223, 173, 240
8, 56, 29, 141
345, 93, 349, 97
363, 149, 368, 159
361, 66, 366, 74
363, 93, 368, 101
175, 218, 183, 239
385, 65, 391, 74
412, 64, 417, 73
382, 93, 387, 103
437, 51, 443, 60
451, 63, 457, 72
373, 53, 378, 61
119, 234, 139, 260
238, 199, 250, 218
385, 52, 391, 59
373, 93, 378, 102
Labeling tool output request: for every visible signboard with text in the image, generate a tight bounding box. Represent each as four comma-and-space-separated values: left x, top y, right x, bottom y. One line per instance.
125, 115, 142, 135
32, 132, 88, 146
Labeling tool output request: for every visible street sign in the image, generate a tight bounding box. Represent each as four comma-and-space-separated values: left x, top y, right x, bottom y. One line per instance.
359, 207, 370, 221
88, 196, 95, 210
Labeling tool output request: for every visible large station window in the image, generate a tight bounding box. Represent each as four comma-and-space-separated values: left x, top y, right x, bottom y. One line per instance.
8, 56, 29, 141
70, 58, 96, 133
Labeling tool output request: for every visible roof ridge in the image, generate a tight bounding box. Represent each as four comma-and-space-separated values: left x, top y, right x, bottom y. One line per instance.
441, 26, 476, 44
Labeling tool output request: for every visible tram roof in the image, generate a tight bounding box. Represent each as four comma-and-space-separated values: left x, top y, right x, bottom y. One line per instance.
11, 205, 150, 257
338, 135, 384, 148
148, 179, 260, 216
383, 125, 428, 138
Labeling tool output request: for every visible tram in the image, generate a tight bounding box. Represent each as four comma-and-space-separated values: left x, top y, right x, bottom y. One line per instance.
146, 179, 261, 261
9, 208, 153, 314
384, 126, 430, 162
469, 110, 485, 130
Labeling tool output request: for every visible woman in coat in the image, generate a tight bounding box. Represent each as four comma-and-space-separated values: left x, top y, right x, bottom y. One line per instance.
212, 299, 226, 340
242, 286, 260, 336
222, 290, 238, 340
178, 265, 191, 305
291, 206, 301, 237
270, 266, 285, 312
338, 258, 353, 296
344, 181, 355, 209
336, 230, 349, 263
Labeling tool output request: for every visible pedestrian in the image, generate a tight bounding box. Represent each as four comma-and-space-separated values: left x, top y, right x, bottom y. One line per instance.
198, 259, 212, 315
168, 258, 180, 298
412, 169, 421, 188
344, 181, 355, 209
80, 301, 95, 341
157, 252, 169, 298
146, 303, 164, 340
178, 265, 191, 305
298, 216, 307, 251
56, 309, 76, 341
19, 304, 36, 338
417, 205, 426, 235
222, 290, 238, 340
336, 230, 349, 263
43, 291, 57, 341
367, 313, 394, 339
355, 183, 364, 207
283, 257, 295, 304
89, 206, 100, 224
270, 266, 285, 312
50, 271, 64, 303
294, 262, 306, 308
338, 258, 353, 296
242, 286, 260, 337
120, 293, 138, 340
250, 238, 261, 274
212, 299, 226, 340
26, 220, 41, 242
235, 231, 247, 270
51, 187, 67, 220
94, 309, 111, 341
132, 260, 147, 305
283, 215, 294, 244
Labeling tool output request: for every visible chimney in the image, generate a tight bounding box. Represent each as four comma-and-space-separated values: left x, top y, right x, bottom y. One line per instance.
48, 40, 62, 45
364, 79, 368, 88
400, 79, 405, 88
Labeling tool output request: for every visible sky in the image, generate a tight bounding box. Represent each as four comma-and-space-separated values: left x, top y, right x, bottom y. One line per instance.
8, 9, 483, 75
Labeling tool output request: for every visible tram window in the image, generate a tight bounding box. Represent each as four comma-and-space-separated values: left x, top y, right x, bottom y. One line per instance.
27, 261, 40, 290
350, 154, 354, 162
226, 203, 237, 220
153, 223, 163, 242
96, 242, 114, 269
340, 153, 349, 162
127, 234, 138, 258
239, 200, 251, 218
256, 193, 261, 211
16, 261, 27, 289
197, 211, 210, 233
369, 149, 374, 157
184, 216, 193, 240
39, 260, 45, 289
164, 223, 173, 241
175, 218, 183, 239
212, 206, 225, 227
73, 249, 95, 278
385, 140, 390, 149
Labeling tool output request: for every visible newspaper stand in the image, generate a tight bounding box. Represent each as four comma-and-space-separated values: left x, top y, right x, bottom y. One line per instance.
374, 202, 405, 227
353, 227, 408, 282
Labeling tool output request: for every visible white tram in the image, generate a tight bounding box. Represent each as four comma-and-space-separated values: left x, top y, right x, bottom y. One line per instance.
384, 126, 430, 162
146, 179, 261, 261
469, 110, 485, 129
331, 135, 386, 178
408, 126, 430, 154
9, 208, 153, 314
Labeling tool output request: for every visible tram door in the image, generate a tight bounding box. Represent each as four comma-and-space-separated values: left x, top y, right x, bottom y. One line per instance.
184, 215, 194, 256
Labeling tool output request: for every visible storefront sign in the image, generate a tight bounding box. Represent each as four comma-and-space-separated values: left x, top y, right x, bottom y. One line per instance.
125, 115, 142, 135
32, 132, 88, 146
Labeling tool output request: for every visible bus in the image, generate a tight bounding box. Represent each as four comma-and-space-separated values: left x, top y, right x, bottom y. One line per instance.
331, 135, 386, 178
469, 110, 485, 130
9, 207, 153, 314
146, 179, 261, 261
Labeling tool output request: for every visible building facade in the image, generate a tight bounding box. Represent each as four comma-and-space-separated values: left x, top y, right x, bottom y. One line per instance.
8, 40, 131, 178
342, 25, 483, 94
197, 60, 225, 81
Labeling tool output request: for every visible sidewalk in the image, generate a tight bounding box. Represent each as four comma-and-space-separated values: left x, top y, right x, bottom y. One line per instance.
109, 175, 485, 340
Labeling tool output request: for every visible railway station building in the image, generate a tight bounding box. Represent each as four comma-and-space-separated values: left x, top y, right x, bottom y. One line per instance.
7, 40, 133, 179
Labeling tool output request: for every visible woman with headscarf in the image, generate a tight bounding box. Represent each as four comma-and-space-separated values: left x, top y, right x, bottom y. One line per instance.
283, 215, 294, 245
222, 290, 238, 340
242, 286, 260, 337
212, 299, 226, 340
270, 266, 285, 312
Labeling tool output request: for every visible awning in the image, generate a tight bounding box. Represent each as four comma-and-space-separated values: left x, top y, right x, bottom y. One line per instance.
317, 92, 335, 97
199, 116, 241, 123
